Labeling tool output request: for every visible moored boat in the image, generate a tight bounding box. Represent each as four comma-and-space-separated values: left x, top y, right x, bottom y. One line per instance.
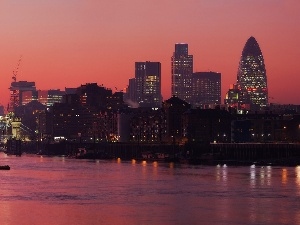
0, 165, 10, 170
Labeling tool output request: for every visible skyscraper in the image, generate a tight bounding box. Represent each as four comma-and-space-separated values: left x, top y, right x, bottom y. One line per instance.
171, 43, 193, 103
236, 36, 268, 110
22, 90, 38, 105
135, 61, 161, 108
124, 78, 137, 106
38, 89, 65, 106
9, 81, 36, 112
192, 72, 221, 108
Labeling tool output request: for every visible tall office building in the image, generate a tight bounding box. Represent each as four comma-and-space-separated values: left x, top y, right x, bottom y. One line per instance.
192, 72, 221, 108
171, 43, 193, 103
135, 61, 161, 108
124, 78, 137, 105
38, 89, 65, 106
9, 81, 36, 112
237, 36, 268, 110
22, 90, 38, 105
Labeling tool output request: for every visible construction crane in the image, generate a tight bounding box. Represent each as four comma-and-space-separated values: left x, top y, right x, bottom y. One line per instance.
12, 55, 22, 82
8, 56, 22, 112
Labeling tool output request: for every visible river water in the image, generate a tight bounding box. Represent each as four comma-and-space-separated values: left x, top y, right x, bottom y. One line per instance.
1, 152, 300, 225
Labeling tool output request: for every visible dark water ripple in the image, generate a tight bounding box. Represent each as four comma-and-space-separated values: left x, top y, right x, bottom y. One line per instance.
1, 153, 300, 224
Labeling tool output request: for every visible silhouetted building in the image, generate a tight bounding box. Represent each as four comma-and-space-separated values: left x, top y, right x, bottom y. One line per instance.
182, 108, 231, 143
62, 93, 80, 105
171, 43, 193, 103
106, 91, 124, 111
269, 103, 300, 114
124, 78, 137, 107
0, 105, 4, 116
14, 100, 46, 140
51, 102, 99, 140
192, 72, 221, 108
37, 108, 53, 140
129, 108, 165, 144
162, 96, 191, 144
117, 111, 134, 142
38, 84, 126, 142
76, 83, 112, 109
65, 88, 77, 95
97, 109, 119, 142
231, 113, 285, 143
135, 61, 162, 108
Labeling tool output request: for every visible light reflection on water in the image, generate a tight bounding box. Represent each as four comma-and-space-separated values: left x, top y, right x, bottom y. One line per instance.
1, 153, 300, 225
295, 166, 300, 198
250, 165, 256, 187
282, 168, 288, 184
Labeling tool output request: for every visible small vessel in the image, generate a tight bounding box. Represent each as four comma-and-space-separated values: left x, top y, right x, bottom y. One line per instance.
0, 165, 10, 170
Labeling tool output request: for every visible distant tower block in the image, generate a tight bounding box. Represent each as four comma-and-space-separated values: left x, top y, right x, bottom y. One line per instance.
135, 61, 162, 108
9, 81, 36, 112
171, 43, 193, 103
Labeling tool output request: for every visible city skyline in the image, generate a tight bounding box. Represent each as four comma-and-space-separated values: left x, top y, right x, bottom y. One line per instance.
1, 1, 300, 106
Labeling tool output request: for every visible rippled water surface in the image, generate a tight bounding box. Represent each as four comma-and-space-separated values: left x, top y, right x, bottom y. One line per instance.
1, 152, 300, 225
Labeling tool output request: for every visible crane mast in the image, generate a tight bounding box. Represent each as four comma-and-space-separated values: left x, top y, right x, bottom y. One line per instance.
12, 56, 22, 82
9, 56, 22, 112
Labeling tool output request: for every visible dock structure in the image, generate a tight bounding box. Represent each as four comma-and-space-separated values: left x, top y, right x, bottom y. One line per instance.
43, 141, 182, 160
8, 140, 300, 166
6, 139, 22, 156
210, 143, 300, 165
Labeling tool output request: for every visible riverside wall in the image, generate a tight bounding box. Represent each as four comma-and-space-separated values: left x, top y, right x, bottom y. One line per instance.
13, 140, 300, 165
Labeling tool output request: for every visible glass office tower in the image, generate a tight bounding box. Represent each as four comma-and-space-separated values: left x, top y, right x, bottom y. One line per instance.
171, 43, 193, 103
237, 36, 268, 110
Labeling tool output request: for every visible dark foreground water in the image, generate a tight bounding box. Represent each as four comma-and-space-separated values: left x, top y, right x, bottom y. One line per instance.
1, 152, 300, 225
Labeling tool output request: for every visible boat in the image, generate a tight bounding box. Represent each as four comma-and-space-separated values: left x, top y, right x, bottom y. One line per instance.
0, 165, 10, 170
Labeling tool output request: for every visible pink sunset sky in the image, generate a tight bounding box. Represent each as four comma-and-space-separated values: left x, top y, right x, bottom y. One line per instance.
0, 0, 299, 106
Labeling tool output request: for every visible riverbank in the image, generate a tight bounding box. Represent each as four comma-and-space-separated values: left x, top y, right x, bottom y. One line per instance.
6, 140, 300, 166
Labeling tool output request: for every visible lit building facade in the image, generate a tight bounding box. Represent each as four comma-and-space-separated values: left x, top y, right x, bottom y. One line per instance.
38, 89, 65, 106
237, 36, 268, 110
129, 108, 165, 144
171, 43, 193, 103
192, 72, 221, 108
224, 84, 251, 111
135, 61, 162, 108
22, 90, 38, 105
9, 81, 36, 112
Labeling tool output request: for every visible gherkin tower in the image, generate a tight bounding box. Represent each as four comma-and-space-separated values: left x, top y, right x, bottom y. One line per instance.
237, 36, 268, 109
